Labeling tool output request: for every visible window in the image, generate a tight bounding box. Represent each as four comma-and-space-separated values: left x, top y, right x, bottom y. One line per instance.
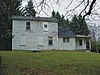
48, 37, 53, 46
79, 39, 82, 46
43, 22, 48, 31
63, 37, 70, 42
26, 22, 30, 30
44, 24, 47, 28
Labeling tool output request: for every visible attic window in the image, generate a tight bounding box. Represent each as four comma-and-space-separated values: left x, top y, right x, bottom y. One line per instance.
63, 37, 70, 42
26, 22, 31, 30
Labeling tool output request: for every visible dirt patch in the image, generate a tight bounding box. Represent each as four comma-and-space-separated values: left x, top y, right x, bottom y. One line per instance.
17, 67, 56, 75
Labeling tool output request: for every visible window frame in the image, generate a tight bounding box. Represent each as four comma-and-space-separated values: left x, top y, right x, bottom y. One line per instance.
26, 22, 31, 30
48, 36, 53, 46
43, 22, 48, 31
44, 24, 47, 28
63, 37, 70, 42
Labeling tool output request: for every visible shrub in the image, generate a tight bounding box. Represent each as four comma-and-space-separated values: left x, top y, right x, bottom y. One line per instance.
0, 56, 1, 65
91, 40, 100, 53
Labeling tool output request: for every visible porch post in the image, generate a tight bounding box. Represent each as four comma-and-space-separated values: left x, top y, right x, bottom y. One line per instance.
89, 39, 91, 50
82, 38, 86, 49
75, 38, 77, 50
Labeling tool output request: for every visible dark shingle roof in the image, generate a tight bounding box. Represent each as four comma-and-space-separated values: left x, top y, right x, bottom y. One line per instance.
11, 16, 58, 23
58, 26, 91, 38
58, 26, 76, 37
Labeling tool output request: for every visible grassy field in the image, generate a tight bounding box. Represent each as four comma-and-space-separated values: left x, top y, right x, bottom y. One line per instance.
0, 51, 100, 75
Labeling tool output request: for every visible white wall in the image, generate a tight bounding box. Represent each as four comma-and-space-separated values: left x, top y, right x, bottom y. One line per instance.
12, 19, 89, 51
58, 38, 76, 50
12, 19, 58, 50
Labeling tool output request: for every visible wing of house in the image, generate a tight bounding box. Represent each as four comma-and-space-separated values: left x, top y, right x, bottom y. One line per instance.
12, 16, 91, 51
58, 26, 91, 50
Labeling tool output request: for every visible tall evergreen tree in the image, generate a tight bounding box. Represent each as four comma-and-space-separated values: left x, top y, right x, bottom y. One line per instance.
0, 0, 22, 50
70, 15, 79, 34
51, 11, 68, 26
51, 10, 56, 18
25, 0, 36, 16
58, 15, 67, 26
77, 15, 89, 35
66, 19, 70, 26
61, 15, 64, 19
55, 11, 61, 19
70, 15, 89, 35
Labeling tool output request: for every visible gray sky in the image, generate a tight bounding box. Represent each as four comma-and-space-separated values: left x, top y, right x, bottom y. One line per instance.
22, 0, 100, 26
22, 0, 82, 17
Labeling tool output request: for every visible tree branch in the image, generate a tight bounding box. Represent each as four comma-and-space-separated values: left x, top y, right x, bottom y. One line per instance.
83, 0, 96, 18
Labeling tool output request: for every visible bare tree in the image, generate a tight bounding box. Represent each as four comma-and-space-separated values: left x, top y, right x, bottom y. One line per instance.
26, 0, 97, 16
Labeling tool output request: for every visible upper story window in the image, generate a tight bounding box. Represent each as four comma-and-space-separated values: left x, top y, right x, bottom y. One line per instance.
26, 22, 31, 30
63, 37, 70, 42
43, 22, 48, 31
44, 24, 47, 28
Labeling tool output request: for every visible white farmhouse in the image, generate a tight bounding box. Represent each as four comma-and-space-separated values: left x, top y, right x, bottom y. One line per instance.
12, 16, 91, 51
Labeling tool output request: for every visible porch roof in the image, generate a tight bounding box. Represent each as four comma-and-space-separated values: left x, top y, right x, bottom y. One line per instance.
76, 35, 91, 38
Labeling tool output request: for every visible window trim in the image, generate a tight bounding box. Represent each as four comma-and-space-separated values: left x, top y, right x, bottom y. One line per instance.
48, 36, 53, 46
63, 37, 70, 42
26, 22, 31, 30
44, 24, 47, 28
43, 22, 48, 31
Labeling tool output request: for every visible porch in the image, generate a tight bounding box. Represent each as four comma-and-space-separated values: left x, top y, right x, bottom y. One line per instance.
75, 36, 91, 50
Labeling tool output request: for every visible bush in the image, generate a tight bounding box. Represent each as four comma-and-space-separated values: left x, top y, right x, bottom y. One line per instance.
0, 56, 1, 65
91, 40, 100, 53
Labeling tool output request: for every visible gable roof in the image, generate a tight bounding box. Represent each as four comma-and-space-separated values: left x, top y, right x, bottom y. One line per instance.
11, 16, 58, 23
58, 26, 76, 37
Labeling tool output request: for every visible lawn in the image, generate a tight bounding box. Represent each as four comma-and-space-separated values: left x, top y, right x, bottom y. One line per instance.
0, 51, 100, 75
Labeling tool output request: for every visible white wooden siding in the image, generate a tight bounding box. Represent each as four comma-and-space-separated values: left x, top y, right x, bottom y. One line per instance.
38, 36, 44, 45
20, 35, 26, 45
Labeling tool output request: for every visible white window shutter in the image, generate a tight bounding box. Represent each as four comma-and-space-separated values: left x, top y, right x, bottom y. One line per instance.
20, 35, 26, 45
38, 36, 44, 45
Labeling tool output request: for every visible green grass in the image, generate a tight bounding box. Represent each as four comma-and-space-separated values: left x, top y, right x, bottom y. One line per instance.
0, 51, 100, 75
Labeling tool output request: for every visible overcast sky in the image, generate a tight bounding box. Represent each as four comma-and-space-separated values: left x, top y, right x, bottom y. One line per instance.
22, 0, 82, 17
22, 0, 100, 26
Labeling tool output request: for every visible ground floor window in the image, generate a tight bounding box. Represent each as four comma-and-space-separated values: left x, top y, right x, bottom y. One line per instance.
63, 37, 70, 42
48, 37, 53, 46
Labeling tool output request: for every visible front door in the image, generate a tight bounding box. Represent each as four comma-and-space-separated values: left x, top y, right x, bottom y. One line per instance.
86, 39, 90, 49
